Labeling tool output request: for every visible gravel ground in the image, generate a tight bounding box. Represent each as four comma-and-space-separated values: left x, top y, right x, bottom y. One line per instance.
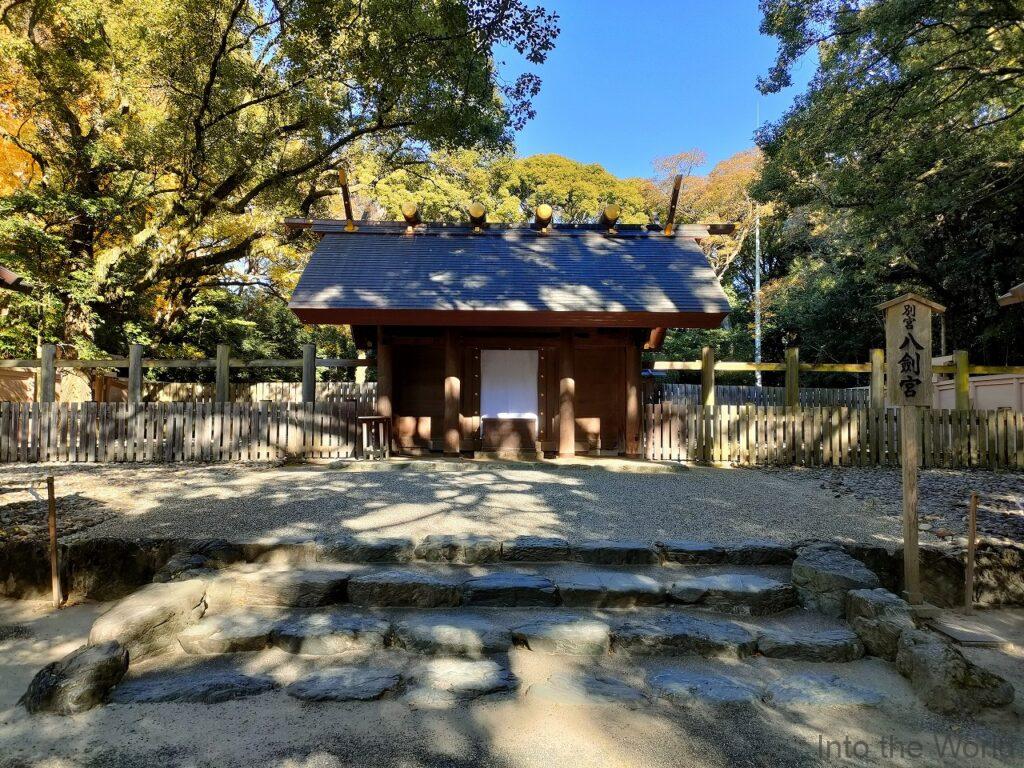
788, 466, 1024, 543
1, 460, 1019, 547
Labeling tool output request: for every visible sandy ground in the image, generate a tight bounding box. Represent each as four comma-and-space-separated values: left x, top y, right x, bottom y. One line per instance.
0, 461, 933, 547
1, 599, 1022, 768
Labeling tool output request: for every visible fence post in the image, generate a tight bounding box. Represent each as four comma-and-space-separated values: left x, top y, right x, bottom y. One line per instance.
215, 344, 231, 403
953, 349, 970, 410
301, 343, 316, 403
128, 344, 144, 403
39, 343, 56, 403
701, 347, 715, 407
47, 475, 63, 608
784, 347, 799, 408
869, 348, 885, 410
701, 347, 714, 463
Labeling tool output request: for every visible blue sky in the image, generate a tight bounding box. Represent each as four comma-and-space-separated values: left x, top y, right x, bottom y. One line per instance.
498, 0, 815, 178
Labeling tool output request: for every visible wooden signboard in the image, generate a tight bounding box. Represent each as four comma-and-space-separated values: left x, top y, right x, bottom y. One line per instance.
878, 293, 946, 407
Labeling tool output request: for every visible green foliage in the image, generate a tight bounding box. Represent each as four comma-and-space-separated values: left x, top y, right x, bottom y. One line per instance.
755, 0, 1024, 364
508, 154, 649, 223
350, 150, 652, 224
0, 0, 558, 360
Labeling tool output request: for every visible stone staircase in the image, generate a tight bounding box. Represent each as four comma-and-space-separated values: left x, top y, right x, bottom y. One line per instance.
20, 534, 1016, 716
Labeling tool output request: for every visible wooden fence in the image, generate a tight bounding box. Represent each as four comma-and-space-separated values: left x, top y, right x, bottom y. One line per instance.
643, 403, 1024, 470
0, 401, 363, 463
655, 383, 869, 408
133, 381, 377, 407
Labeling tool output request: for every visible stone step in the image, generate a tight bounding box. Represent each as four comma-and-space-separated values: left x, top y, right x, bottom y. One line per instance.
106, 651, 892, 711
204, 562, 795, 613
176, 605, 863, 664
212, 534, 798, 570
667, 573, 796, 616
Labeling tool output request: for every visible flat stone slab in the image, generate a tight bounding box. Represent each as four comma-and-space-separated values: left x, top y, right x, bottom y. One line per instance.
668, 574, 795, 615
792, 545, 880, 617
177, 612, 280, 654
271, 612, 392, 655
500, 536, 571, 562
348, 568, 463, 608
526, 673, 648, 705
206, 566, 354, 609
552, 568, 664, 608
394, 613, 511, 657
110, 664, 277, 704
612, 614, 757, 658
461, 573, 558, 607
153, 552, 218, 584
763, 672, 883, 709
285, 667, 402, 702
722, 540, 795, 565
572, 540, 660, 566
241, 536, 320, 565
511, 618, 611, 655
757, 628, 864, 662
89, 579, 208, 660
649, 669, 762, 708
415, 535, 500, 564
656, 541, 725, 564
319, 535, 415, 564
408, 659, 517, 704
20, 642, 129, 715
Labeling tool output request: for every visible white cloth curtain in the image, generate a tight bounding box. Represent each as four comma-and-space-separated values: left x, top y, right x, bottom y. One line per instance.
480, 350, 539, 427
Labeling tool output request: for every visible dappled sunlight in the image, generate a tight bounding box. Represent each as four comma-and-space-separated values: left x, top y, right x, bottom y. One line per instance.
2, 461, 921, 546
339, 503, 450, 535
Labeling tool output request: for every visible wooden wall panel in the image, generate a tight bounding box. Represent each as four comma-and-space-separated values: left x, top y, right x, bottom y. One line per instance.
575, 346, 626, 452
392, 343, 444, 448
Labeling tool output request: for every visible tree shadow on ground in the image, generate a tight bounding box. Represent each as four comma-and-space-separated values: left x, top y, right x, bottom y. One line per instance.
2, 462, 916, 548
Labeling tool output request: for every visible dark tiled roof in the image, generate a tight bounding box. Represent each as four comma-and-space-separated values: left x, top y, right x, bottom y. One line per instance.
288, 222, 730, 327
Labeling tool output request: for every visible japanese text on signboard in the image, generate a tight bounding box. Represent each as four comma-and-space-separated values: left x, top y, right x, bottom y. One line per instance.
897, 303, 925, 398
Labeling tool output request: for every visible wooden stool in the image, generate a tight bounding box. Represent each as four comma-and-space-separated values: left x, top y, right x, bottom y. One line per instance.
358, 416, 391, 460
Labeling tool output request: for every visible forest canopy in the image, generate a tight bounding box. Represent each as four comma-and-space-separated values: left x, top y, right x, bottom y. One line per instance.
0, 0, 1021, 376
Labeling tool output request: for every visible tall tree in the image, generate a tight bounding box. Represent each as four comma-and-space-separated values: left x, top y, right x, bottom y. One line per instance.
0, 0, 558, 356
755, 0, 1024, 362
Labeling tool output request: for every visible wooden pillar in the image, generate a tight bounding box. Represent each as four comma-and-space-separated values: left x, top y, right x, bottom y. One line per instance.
39, 343, 56, 403
953, 349, 970, 410
215, 344, 231, 403
558, 330, 575, 458
965, 492, 978, 611
700, 346, 715, 407
624, 340, 641, 457
354, 349, 367, 385
376, 326, 393, 422
443, 330, 461, 457
784, 347, 799, 408
128, 344, 144, 403
301, 343, 316, 403
900, 405, 922, 604
869, 348, 885, 410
